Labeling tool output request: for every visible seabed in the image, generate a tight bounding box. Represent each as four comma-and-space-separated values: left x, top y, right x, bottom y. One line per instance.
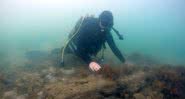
0, 51, 185, 99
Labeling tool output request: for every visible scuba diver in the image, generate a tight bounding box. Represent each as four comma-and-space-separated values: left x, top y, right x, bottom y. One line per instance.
61, 11, 125, 72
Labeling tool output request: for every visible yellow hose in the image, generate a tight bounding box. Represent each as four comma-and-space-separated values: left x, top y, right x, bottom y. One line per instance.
61, 17, 85, 64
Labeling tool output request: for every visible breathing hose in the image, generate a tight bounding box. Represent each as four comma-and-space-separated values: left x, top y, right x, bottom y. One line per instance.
61, 17, 85, 66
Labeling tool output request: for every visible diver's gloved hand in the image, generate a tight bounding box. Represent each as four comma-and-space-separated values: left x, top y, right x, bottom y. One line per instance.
89, 62, 101, 72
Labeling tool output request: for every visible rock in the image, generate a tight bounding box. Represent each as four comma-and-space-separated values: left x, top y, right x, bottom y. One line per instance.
120, 71, 146, 92
15, 72, 43, 94
16, 94, 27, 99
3, 90, 27, 99
134, 93, 145, 99
45, 73, 57, 83
60, 68, 75, 75
48, 67, 56, 74
37, 91, 44, 99
3, 90, 17, 99
43, 76, 116, 99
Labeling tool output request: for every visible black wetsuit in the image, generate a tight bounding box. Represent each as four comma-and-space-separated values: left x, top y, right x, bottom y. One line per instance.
67, 17, 125, 64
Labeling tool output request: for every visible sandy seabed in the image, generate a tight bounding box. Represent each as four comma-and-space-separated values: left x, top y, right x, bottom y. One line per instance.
0, 52, 185, 99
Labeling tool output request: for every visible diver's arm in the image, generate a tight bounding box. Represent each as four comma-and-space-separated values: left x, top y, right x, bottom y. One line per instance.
78, 52, 101, 71
106, 32, 125, 63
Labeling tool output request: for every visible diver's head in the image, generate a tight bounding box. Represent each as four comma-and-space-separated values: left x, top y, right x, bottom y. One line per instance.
99, 11, 113, 31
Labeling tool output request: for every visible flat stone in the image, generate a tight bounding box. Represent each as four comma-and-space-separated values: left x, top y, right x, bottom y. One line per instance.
134, 93, 145, 99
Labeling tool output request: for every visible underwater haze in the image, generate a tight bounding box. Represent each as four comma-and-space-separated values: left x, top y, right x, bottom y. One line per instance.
1, 0, 185, 99
1, 0, 185, 65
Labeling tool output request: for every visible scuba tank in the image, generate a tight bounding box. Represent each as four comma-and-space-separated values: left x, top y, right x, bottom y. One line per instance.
60, 17, 85, 66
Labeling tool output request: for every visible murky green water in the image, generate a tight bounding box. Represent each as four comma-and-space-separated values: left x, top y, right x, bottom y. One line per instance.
1, 1, 185, 98
0, 0, 185, 65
